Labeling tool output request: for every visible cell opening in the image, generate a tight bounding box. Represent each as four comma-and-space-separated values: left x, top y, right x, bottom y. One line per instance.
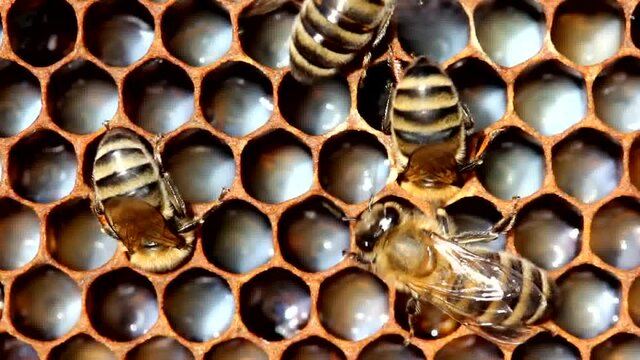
239, 4, 296, 68
445, 196, 507, 251
282, 337, 346, 360
593, 56, 640, 133
358, 335, 426, 359
0, 198, 40, 271
357, 61, 395, 132
512, 333, 580, 360
592, 333, 640, 360
125, 336, 194, 360
0, 60, 41, 137
50, 334, 116, 360
591, 197, 640, 270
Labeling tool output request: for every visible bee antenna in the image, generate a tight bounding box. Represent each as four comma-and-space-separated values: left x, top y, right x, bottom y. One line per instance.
342, 216, 356, 222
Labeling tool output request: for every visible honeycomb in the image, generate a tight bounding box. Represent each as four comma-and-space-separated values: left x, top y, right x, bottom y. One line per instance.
0, 0, 638, 358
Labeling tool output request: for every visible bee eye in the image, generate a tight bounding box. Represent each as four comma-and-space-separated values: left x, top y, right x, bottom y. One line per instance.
384, 207, 400, 226
356, 234, 376, 252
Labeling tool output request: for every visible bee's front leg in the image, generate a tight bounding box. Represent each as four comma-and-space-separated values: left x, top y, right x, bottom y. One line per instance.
404, 294, 421, 346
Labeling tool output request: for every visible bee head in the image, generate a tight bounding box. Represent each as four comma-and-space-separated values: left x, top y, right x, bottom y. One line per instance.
354, 202, 401, 253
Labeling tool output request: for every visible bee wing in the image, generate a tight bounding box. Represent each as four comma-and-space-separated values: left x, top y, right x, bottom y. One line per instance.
244, 0, 297, 16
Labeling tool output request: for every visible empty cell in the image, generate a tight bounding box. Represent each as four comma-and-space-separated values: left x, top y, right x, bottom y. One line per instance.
632, 140, 640, 190
282, 337, 346, 360
555, 266, 620, 338
357, 62, 394, 131
9, 131, 77, 203
126, 337, 193, 360
279, 197, 349, 272
477, 128, 545, 200
87, 269, 159, 341
10, 266, 81, 340
164, 269, 234, 342
242, 131, 313, 203
629, 278, 640, 326
279, 75, 350, 135
123, 59, 194, 134
474, 0, 545, 67
592, 333, 640, 360
318, 268, 389, 341
240, 268, 311, 340
84, 0, 154, 67
435, 336, 503, 360
358, 335, 425, 360
50, 334, 116, 360
0, 60, 41, 137
0, 199, 40, 270
201, 62, 273, 137
202, 201, 273, 273
552, 129, 621, 203
551, 0, 624, 66
0, 334, 38, 360
162, 0, 232, 67
239, 6, 295, 68
395, 292, 459, 340
512, 333, 580, 360
446, 196, 507, 251
48, 60, 118, 135
591, 197, 640, 270
593, 57, 640, 133
319, 132, 390, 204
514, 195, 582, 270
164, 130, 235, 203
205, 339, 267, 360
514, 61, 587, 136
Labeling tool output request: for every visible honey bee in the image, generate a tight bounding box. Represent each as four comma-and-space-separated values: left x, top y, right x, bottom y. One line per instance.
349, 200, 556, 344
91, 127, 200, 273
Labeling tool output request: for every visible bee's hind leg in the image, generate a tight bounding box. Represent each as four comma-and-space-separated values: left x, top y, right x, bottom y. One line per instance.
458, 127, 506, 173
448, 197, 519, 245
404, 294, 421, 346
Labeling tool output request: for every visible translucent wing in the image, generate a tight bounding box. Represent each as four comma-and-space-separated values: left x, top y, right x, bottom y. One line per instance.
244, 0, 295, 16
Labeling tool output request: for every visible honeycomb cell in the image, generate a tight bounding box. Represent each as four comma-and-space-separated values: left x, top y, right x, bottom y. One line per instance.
9, 131, 77, 203
202, 200, 273, 273
593, 57, 640, 133
446, 196, 507, 251
282, 337, 346, 360
591, 197, 640, 270
514, 195, 582, 270
126, 337, 193, 360
87, 268, 159, 341
205, 338, 268, 360
357, 62, 394, 131
0, 61, 41, 137
0, 334, 38, 360
447, 58, 507, 131
48, 60, 118, 135
512, 333, 580, 360
164, 269, 234, 342
474, 0, 545, 67
632, 139, 640, 190
47, 199, 118, 271
319, 131, 390, 204
278, 196, 349, 272
0, 199, 40, 270
592, 333, 640, 360
552, 129, 622, 203
477, 128, 545, 200
50, 334, 116, 360
358, 335, 425, 360
395, 0, 469, 62
555, 266, 620, 338
84, 0, 154, 67
632, 277, 640, 326
201, 62, 273, 137
239, 6, 295, 68
10, 266, 81, 341
551, 0, 624, 66
435, 335, 503, 360
514, 61, 587, 136
7, 0, 77, 67
240, 268, 311, 340
123, 59, 194, 134
164, 130, 235, 203
241, 131, 313, 204
394, 292, 459, 340
318, 268, 389, 341
279, 75, 350, 135
162, 0, 232, 67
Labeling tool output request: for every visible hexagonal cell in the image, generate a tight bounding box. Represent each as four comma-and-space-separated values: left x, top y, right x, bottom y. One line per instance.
282, 337, 346, 360
239, 5, 295, 68
7, 0, 77, 67
200, 62, 273, 137
319, 131, 390, 204
358, 335, 425, 360
50, 334, 116, 360
205, 338, 268, 360
84, 0, 154, 67
555, 265, 620, 339
552, 129, 622, 204
240, 268, 310, 340
241, 130, 313, 204
202, 200, 273, 273
632, 139, 640, 190
591, 197, 640, 270
87, 268, 159, 341
8, 130, 77, 203
47, 60, 118, 135
514, 61, 587, 136
123, 59, 194, 134
161, 0, 232, 67
551, 0, 624, 66
514, 195, 582, 270
357, 61, 394, 131
593, 57, 640, 133
0, 60, 41, 137
477, 128, 545, 200
447, 58, 507, 131
0, 199, 40, 270
446, 196, 507, 251
512, 333, 580, 360
279, 74, 350, 135
474, 0, 545, 67
395, 0, 469, 62
164, 129, 235, 203
126, 337, 193, 360
592, 333, 640, 360
10, 266, 81, 341
47, 199, 118, 271
629, 277, 640, 326
0, 333, 38, 360
394, 291, 458, 340
279, 196, 349, 272
164, 268, 234, 342
435, 335, 503, 360
318, 268, 389, 341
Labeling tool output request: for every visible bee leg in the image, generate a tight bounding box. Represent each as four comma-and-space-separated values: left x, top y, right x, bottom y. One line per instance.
436, 208, 454, 236
461, 103, 474, 131
91, 200, 119, 239
404, 295, 421, 346
490, 197, 519, 234
342, 250, 371, 265
449, 199, 519, 244
458, 128, 505, 173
